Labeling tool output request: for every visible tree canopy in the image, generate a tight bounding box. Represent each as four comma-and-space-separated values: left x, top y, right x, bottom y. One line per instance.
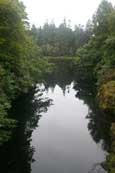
0, 0, 51, 144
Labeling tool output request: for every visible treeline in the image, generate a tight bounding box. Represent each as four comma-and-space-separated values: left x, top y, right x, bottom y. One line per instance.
32, 0, 115, 113
31, 19, 92, 56
74, 1, 115, 167
0, 0, 51, 144
0, 0, 115, 147
75, 0, 115, 113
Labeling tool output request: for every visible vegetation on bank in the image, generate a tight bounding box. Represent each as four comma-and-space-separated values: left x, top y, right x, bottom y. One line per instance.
35, 2, 115, 170
105, 123, 115, 173
31, 0, 115, 113
31, 19, 92, 57
0, 3, 115, 169
74, 0, 115, 112
0, 0, 52, 144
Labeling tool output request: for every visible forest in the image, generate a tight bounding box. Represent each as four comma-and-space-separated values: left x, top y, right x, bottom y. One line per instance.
31, 0, 115, 113
32, 0, 115, 109
0, 0, 115, 172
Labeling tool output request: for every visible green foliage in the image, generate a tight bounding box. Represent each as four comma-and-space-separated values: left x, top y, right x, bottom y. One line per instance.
98, 80, 115, 111
31, 20, 91, 57
105, 123, 115, 173
0, 0, 51, 144
30, 0, 115, 114
93, 0, 114, 35
0, 0, 115, 145
75, 0, 115, 113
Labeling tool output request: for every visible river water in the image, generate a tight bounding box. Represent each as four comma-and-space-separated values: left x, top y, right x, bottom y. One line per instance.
31, 83, 107, 173
0, 81, 108, 173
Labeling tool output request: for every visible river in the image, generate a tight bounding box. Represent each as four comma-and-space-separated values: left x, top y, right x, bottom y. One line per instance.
0, 78, 109, 173
31, 83, 107, 173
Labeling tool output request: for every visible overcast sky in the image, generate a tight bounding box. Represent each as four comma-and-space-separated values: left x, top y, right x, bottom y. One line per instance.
21, 0, 115, 27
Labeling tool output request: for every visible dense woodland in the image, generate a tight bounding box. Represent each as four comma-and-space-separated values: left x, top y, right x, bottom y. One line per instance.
0, 0, 51, 144
31, 20, 92, 56
31, 0, 115, 112
0, 0, 115, 171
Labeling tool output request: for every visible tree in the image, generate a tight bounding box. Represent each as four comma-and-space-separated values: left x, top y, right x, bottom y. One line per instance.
0, 0, 48, 144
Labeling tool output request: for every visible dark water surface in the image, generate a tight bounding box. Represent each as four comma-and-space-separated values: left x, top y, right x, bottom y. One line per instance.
31, 83, 107, 173
0, 79, 109, 173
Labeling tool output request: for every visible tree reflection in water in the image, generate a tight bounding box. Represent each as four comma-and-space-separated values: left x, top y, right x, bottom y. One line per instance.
74, 82, 115, 173
74, 82, 115, 152
0, 87, 52, 173
0, 61, 114, 173
44, 61, 113, 154
44, 61, 114, 173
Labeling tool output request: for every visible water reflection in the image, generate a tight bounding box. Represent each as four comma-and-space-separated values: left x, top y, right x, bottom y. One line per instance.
43, 65, 113, 172
0, 88, 52, 173
0, 62, 113, 173
44, 60, 74, 93
45, 63, 112, 153
74, 82, 114, 152
31, 83, 107, 173
74, 82, 115, 172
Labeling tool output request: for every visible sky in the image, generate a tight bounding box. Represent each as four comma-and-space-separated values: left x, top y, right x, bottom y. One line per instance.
21, 0, 115, 28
